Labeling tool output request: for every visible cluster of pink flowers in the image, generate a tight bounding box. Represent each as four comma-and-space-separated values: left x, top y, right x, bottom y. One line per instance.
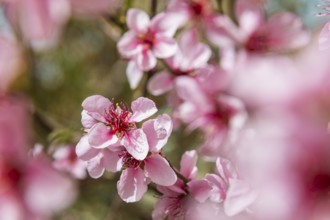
76, 95, 177, 202
1, 0, 330, 219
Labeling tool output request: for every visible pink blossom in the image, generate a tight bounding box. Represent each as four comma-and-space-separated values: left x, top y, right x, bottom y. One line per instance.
148, 29, 212, 96
52, 145, 87, 179
117, 8, 180, 89
205, 158, 257, 217
77, 113, 176, 202
175, 76, 246, 156
1, 0, 120, 50
82, 95, 158, 160
117, 149, 177, 203
152, 150, 211, 220
167, 0, 214, 25
2, 0, 71, 50
207, 0, 309, 63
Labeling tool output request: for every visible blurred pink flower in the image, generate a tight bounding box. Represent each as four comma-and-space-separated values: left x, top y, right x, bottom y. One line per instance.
1, 0, 120, 50
117, 8, 180, 89
205, 158, 257, 217
52, 145, 87, 179
148, 29, 212, 96
175, 76, 246, 157
167, 0, 214, 25
0, 98, 77, 220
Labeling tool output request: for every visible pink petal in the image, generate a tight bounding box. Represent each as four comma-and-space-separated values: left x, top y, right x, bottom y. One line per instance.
117, 167, 148, 203
265, 12, 310, 51
142, 114, 173, 152
82, 95, 112, 122
88, 123, 118, 149
205, 174, 227, 203
180, 150, 198, 180
86, 154, 105, 178
135, 49, 157, 71
117, 31, 143, 58
75, 135, 99, 160
224, 179, 257, 216
152, 36, 177, 59
147, 71, 174, 96
175, 76, 213, 111
150, 12, 183, 37
23, 158, 77, 215
131, 97, 157, 122
152, 197, 173, 220
126, 60, 144, 89
122, 129, 148, 160
102, 149, 123, 172
81, 110, 97, 129
319, 22, 330, 51
216, 158, 238, 182
179, 30, 211, 69
187, 179, 212, 203
144, 154, 177, 186
126, 8, 150, 33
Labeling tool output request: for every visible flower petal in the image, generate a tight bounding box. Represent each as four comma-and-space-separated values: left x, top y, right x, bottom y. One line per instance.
126, 60, 144, 89
81, 110, 97, 129
122, 129, 148, 160
86, 154, 105, 179
319, 22, 330, 51
205, 174, 227, 203
135, 49, 157, 71
153, 36, 177, 59
117, 31, 143, 58
179, 30, 211, 69
117, 167, 148, 203
102, 149, 123, 172
150, 12, 183, 37
180, 150, 198, 180
88, 123, 118, 149
142, 114, 173, 152
131, 97, 157, 122
76, 135, 99, 160
147, 71, 174, 96
187, 179, 212, 203
224, 179, 257, 216
144, 154, 177, 186
127, 9, 150, 33
82, 95, 112, 122
216, 157, 238, 182
23, 158, 76, 215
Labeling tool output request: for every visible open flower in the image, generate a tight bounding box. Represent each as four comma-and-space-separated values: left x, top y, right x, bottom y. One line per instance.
117, 8, 180, 89
77, 113, 176, 202
82, 95, 157, 160
205, 158, 257, 217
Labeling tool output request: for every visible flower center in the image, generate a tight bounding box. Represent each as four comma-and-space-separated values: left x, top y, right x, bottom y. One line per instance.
0, 159, 22, 192
119, 150, 141, 169
104, 103, 136, 139
138, 31, 155, 50
245, 30, 270, 53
